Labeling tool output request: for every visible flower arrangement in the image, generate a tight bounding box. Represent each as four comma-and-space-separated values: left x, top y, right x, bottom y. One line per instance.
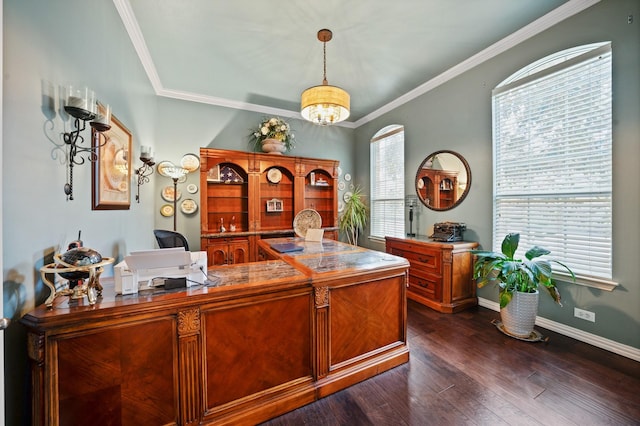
250, 117, 295, 152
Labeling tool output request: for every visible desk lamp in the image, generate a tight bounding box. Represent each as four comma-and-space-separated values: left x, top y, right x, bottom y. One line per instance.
405, 195, 418, 237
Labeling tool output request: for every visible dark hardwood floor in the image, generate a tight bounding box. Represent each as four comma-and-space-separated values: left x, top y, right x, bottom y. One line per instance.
262, 300, 640, 426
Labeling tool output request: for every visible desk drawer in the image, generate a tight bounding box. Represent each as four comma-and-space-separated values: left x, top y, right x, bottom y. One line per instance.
387, 246, 441, 273
408, 270, 442, 302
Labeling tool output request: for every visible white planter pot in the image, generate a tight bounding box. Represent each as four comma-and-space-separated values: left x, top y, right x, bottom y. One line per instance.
500, 290, 539, 338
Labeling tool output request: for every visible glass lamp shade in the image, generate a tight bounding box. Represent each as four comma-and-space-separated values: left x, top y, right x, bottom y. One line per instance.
163, 166, 188, 180
301, 84, 350, 125
64, 85, 96, 121
91, 103, 111, 132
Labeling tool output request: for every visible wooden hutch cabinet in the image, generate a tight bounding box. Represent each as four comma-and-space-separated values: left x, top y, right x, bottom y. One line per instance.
385, 236, 478, 313
202, 237, 250, 265
200, 148, 338, 265
417, 169, 458, 210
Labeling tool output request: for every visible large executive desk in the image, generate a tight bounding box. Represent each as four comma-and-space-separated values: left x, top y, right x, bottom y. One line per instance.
21, 238, 409, 426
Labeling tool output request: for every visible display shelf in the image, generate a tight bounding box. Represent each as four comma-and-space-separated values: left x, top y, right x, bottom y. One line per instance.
200, 149, 339, 263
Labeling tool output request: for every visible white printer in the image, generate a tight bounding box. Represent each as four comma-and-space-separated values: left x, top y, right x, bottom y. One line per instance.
114, 247, 207, 295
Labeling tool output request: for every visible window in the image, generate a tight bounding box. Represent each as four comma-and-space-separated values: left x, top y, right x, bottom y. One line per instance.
370, 125, 405, 240
492, 43, 613, 286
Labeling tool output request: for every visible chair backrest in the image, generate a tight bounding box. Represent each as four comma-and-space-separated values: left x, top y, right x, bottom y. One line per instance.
153, 229, 189, 251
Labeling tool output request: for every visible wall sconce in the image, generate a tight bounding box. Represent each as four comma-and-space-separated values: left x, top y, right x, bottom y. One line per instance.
62, 85, 111, 200
163, 166, 189, 231
135, 146, 155, 203
405, 195, 419, 237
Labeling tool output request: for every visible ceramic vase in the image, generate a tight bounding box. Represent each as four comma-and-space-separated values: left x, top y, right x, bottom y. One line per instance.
261, 138, 287, 155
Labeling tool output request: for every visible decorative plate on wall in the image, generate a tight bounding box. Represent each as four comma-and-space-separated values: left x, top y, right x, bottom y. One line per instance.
186, 183, 198, 194
180, 153, 200, 172
161, 186, 182, 202
343, 191, 353, 202
160, 204, 174, 217
338, 181, 346, 191
180, 198, 198, 215
156, 161, 175, 177
344, 173, 351, 182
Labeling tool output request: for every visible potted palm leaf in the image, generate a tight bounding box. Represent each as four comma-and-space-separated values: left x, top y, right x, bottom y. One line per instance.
339, 186, 368, 246
472, 233, 575, 338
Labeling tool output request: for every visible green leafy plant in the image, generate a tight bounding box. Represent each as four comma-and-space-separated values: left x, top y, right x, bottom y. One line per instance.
472, 233, 575, 308
339, 186, 368, 246
249, 117, 295, 152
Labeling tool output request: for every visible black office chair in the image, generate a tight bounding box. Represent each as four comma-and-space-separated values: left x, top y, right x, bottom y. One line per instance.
153, 229, 190, 251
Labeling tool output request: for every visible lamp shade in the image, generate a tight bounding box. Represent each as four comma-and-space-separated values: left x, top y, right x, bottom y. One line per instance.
163, 166, 188, 180
301, 84, 350, 125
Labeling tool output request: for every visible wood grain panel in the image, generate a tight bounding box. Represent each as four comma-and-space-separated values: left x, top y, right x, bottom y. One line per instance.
56, 318, 177, 425
330, 276, 404, 367
179, 335, 202, 426
204, 293, 312, 408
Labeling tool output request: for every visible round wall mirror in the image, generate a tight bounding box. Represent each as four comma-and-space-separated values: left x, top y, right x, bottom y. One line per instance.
415, 150, 471, 211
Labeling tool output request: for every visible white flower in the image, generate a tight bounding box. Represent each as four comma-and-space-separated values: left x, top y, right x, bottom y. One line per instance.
251, 117, 295, 152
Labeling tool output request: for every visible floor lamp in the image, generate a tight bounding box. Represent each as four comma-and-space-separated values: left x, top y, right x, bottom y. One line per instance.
405, 195, 418, 237
163, 166, 188, 231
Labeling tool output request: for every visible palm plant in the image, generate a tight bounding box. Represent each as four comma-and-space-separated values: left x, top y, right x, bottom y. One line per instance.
339, 186, 368, 246
472, 233, 575, 308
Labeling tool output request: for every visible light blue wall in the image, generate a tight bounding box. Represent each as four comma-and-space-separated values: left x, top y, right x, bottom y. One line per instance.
355, 0, 640, 349
149, 97, 354, 247
3, 0, 638, 424
2, 0, 355, 423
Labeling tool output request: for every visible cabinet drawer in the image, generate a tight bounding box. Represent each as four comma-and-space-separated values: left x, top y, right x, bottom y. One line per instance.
408, 270, 442, 302
388, 246, 441, 273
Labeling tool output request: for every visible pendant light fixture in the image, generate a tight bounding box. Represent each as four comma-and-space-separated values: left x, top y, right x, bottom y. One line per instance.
301, 29, 350, 125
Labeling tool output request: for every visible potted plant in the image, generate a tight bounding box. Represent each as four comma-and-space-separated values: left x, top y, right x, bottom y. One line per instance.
250, 117, 295, 154
472, 233, 575, 338
339, 186, 368, 246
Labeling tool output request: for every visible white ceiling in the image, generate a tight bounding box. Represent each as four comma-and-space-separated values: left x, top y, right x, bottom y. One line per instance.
114, 0, 597, 127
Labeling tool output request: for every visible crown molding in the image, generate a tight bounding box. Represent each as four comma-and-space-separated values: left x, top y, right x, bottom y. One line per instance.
354, 0, 601, 127
114, 0, 599, 129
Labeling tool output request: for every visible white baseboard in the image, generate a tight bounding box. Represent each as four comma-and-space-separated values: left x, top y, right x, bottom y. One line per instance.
478, 297, 640, 362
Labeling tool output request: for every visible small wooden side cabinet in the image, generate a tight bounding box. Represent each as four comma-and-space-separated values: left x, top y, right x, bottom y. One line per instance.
385, 236, 478, 313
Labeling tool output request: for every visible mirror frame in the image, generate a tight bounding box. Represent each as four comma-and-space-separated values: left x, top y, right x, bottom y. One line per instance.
415, 150, 471, 211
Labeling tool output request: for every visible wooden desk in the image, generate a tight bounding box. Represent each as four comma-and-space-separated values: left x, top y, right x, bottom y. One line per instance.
22, 239, 409, 425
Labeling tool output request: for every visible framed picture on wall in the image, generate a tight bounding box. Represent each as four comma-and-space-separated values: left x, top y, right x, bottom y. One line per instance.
91, 105, 132, 210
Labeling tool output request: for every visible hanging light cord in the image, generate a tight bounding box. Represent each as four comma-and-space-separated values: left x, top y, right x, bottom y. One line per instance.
322, 40, 328, 85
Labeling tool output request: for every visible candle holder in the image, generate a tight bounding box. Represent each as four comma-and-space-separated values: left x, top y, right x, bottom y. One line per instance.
61, 86, 111, 201
135, 148, 155, 203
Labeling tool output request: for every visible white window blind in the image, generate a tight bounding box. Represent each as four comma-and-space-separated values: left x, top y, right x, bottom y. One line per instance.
492, 43, 612, 281
370, 125, 405, 239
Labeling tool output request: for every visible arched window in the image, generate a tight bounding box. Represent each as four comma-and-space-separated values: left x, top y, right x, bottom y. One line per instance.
370, 125, 405, 239
492, 42, 613, 286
